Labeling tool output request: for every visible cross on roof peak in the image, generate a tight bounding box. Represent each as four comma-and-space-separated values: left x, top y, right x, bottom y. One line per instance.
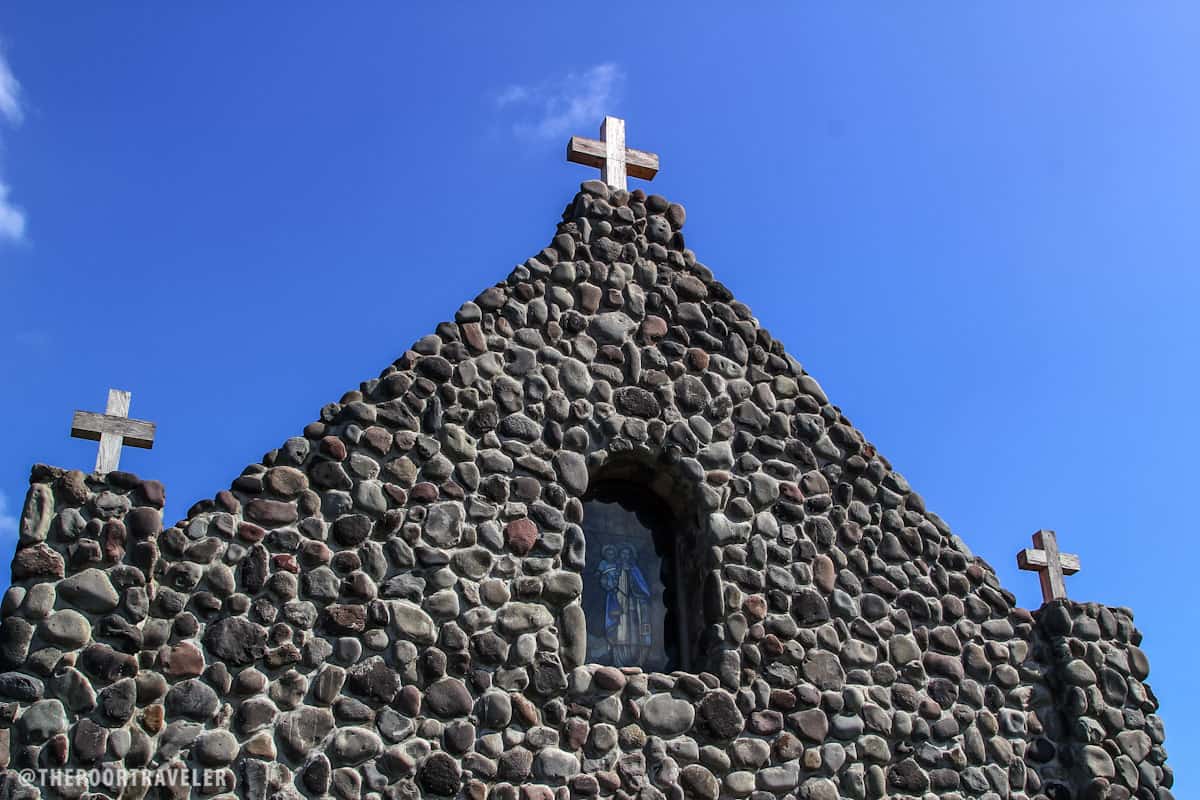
70, 388, 156, 473
1017, 529, 1081, 603
566, 116, 659, 191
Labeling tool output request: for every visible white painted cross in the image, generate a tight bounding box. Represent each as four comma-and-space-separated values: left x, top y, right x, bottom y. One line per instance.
566, 116, 659, 191
1017, 529, 1081, 603
70, 389, 156, 473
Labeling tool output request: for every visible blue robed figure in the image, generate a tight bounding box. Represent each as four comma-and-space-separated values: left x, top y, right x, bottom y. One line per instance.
598, 544, 653, 666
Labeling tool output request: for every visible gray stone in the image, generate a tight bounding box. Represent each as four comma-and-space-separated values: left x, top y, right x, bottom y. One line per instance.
0, 671, 43, 701
58, 568, 119, 612
802, 651, 845, 690
194, 729, 240, 766
418, 751, 461, 795
19, 698, 66, 742
424, 502, 463, 547
553, 451, 588, 495
798, 777, 839, 800
642, 693, 695, 736
589, 312, 637, 345
99, 677, 136, 722
698, 690, 743, 740
387, 600, 436, 644
203, 616, 267, 666
330, 726, 383, 765
277, 706, 335, 760
680, 764, 719, 800
757, 760, 800, 792
534, 747, 580, 781
424, 677, 472, 718
49, 666, 96, 713
165, 678, 220, 720
497, 602, 554, 635
157, 720, 203, 760
72, 717, 107, 763
347, 657, 401, 704
887, 758, 929, 792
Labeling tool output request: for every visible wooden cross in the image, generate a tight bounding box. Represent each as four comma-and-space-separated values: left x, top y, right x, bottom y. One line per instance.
70, 389, 156, 473
566, 116, 659, 191
1017, 529, 1081, 603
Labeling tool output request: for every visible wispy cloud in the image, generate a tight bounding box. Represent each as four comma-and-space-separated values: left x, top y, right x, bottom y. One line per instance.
0, 44, 26, 243
494, 63, 623, 141
0, 491, 17, 543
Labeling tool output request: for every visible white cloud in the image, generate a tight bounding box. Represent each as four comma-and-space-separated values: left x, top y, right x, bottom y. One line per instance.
0, 45, 25, 243
0, 491, 17, 543
0, 49, 20, 125
495, 63, 623, 141
0, 182, 25, 241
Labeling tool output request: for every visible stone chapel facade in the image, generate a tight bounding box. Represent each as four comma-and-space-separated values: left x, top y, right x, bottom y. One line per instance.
0, 182, 1173, 800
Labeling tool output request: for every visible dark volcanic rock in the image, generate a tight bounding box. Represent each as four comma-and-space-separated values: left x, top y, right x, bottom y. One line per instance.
203, 617, 267, 666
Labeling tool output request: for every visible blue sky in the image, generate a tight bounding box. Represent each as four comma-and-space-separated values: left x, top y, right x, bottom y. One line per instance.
1, 4, 1197, 786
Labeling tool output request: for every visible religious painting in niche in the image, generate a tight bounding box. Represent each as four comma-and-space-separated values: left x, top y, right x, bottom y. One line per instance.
581, 488, 680, 672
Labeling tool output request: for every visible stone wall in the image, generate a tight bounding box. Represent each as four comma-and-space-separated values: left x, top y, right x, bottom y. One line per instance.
0, 183, 1174, 800
1026, 601, 1170, 799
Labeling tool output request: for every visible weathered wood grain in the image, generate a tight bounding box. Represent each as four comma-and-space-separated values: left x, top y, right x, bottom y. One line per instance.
566, 116, 659, 189
70, 412, 156, 448
1017, 529, 1080, 602
70, 388, 156, 473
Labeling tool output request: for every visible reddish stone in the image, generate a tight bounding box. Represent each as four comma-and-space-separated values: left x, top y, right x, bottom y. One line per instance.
511, 694, 540, 726
596, 772, 621, 792
383, 485, 408, 505
272, 554, 299, 574
237, 522, 266, 544
142, 704, 164, 734
578, 284, 602, 314
215, 490, 240, 513
779, 483, 803, 503
324, 604, 366, 634
462, 322, 486, 354
12, 543, 65, 580
761, 634, 784, 656
245, 499, 297, 526
564, 717, 589, 750
264, 467, 308, 497
48, 734, 68, 766
812, 555, 836, 593
410, 483, 439, 503
138, 480, 166, 508
362, 426, 393, 455
301, 541, 332, 565
748, 710, 783, 735
769, 689, 796, 710
101, 520, 126, 562
60, 471, 89, 505
320, 436, 347, 461
161, 642, 205, 677
505, 519, 538, 555
397, 685, 422, 716
743, 595, 767, 621
126, 506, 162, 539
593, 667, 627, 692
686, 348, 709, 371
640, 315, 668, 340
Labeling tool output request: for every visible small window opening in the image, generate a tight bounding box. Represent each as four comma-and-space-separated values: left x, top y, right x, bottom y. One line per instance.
581, 480, 696, 672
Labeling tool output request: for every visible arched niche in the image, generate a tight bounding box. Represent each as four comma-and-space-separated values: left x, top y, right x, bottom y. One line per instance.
579, 458, 705, 672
